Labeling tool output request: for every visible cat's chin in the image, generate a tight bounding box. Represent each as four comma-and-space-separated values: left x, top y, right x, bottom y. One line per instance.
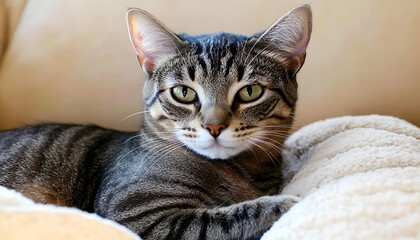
186, 142, 245, 160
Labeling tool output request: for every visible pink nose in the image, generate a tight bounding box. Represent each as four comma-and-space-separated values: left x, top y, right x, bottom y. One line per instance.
203, 124, 225, 138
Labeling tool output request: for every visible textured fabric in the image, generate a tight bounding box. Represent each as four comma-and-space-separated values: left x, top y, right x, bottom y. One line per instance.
262, 115, 420, 240
0, 186, 141, 240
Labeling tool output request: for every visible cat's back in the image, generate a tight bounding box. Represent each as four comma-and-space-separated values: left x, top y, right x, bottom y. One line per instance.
0, 124, 132, 209
0, 124, 122, 164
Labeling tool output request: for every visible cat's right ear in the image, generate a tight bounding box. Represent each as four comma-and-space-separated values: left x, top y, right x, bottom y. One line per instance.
126, 8, 183, 76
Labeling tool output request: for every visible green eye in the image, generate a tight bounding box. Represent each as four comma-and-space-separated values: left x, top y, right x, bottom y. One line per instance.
171, 86, 197, 103
238, 85, 263, 102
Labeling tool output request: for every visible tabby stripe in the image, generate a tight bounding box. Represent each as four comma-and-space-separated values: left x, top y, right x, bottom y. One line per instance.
198, 212, 210, 240
271, 115, 287, 121
161, 103, 174, 116
212, 212, 231, 233
168, 212, 196, 240
157, 115, 169, 121
76, 131, 114, 211
196, 45, 204, 55
151, 176, 213, 200
7, 142, 32, 183
229, 42, 238, 56
237, 65, 245, 81
141, 215, 166, 238
253, 202, 262, 219
263, 99, 279, 116
8, 126, 60, 181
32, 127, 66, 179
188, 66, 195, 81
175, 70, 183, 80
119, 203, 194, 224
271, 88, 293, 107
230, 206, 249, 227
146, 90, 164, 108
225, 56, 235, 76
163, 215, 183, 240
117, 193, 207, 212
197, 56, 208, 76
62, 127, 92, 158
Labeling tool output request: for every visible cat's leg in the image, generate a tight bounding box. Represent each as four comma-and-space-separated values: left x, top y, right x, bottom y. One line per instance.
113, 195, 299, 240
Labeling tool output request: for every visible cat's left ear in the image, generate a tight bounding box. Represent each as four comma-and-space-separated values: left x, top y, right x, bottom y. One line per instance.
126, 8, 183, 76
254, 4, 312, 73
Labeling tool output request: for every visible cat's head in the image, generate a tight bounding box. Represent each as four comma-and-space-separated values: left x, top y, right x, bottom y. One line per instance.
127, 5, 312, 160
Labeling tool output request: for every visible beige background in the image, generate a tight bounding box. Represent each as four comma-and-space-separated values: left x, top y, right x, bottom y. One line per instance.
0, 0, 419, 131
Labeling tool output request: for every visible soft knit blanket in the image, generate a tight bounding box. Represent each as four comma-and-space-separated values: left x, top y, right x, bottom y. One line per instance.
1, 115, 419, 240
263, 115, 420, 239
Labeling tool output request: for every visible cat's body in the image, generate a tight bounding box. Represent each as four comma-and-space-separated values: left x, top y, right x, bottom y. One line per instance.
0, 123, 287, 239
0, 5, 312, 239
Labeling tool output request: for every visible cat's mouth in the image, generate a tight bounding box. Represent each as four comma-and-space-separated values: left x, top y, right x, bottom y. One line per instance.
202, 140, 236, 150
186, 138, 247, 160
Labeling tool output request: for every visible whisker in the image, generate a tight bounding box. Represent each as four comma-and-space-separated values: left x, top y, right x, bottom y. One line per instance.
123, 131, 177, 144
243, 31, 267, 65
250, 137, 283, 160
245, 41, 274, 70
119, 111, 150, 122
239, 36, 250, 63
244, 144, 260, 167
247, 138, 279, 167
254, 133, 297, 168
136, 143, 184, 181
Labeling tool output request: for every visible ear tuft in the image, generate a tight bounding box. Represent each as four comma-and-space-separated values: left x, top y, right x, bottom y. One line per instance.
255, 4, 312, 72
126, 9, 183, 75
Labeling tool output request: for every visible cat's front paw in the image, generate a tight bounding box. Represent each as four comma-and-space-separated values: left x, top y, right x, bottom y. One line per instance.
252, 194, 300, 219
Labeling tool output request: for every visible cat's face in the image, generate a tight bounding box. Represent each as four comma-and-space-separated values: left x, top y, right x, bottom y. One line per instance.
127, 6, 312, 160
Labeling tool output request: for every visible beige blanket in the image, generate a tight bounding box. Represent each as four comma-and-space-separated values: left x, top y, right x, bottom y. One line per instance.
1, 115, 419, 239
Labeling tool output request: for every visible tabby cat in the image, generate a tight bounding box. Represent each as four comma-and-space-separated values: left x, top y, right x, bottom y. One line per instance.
0, 5, 312, 240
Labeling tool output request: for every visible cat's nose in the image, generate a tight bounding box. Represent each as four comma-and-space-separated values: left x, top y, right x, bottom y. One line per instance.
202, 124, 225, 138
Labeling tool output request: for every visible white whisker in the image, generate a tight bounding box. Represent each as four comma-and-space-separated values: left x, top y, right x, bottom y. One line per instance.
119, 111, 150, 122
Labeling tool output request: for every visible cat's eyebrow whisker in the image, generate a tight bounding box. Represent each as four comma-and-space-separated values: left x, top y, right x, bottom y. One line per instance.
239, 36, 250, 63
245, 41, 274, 70
118, 111, 151, 122
243, 32, 266, 65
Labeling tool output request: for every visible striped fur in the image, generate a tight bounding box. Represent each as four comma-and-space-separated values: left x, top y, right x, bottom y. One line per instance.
0, 5, 312, 239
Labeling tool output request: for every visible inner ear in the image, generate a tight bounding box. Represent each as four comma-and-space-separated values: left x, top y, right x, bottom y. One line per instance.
126, 8, 184, 75
253, 5, 312, 73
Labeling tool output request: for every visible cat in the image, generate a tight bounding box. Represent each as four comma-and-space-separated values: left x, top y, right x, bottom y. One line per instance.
0, 4, 312, 240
